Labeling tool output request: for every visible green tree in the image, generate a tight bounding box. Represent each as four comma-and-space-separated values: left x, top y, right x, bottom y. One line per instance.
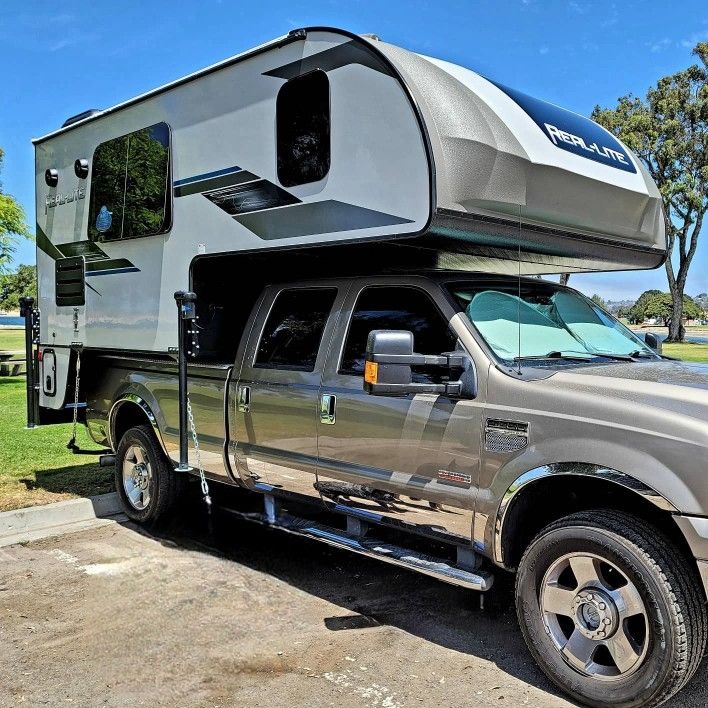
592, 43, 708, 343
0, 264, 36, 311
643, 292, 701, 327
590, 293, 608, 309
0, 147, 31, 272
628, 289, 663, 323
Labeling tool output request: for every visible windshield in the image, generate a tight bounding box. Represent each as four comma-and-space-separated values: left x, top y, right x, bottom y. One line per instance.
448, 280, 656, 363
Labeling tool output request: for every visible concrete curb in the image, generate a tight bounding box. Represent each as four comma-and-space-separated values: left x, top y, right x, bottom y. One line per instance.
0, 493, 126, 547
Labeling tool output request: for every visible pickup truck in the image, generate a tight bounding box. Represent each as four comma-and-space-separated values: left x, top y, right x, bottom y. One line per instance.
85, 271, 708, 708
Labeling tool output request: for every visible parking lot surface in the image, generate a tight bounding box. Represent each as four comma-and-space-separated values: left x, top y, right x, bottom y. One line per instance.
1, 499, 706, 707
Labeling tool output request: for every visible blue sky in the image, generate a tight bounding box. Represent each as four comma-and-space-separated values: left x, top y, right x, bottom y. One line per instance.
1, 0, 706, 300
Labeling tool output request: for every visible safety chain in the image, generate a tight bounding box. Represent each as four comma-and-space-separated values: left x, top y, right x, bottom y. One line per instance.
67, 349, 81, 451
186, 393, 211, 508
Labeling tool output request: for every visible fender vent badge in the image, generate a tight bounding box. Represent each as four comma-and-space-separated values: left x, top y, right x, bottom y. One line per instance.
485, 419, 529, 453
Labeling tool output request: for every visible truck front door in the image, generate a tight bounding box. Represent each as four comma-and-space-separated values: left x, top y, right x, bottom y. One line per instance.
316, 278, 484, 543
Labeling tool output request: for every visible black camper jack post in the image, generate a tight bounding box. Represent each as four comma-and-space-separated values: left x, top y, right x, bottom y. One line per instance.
174, 290, 197, 472
19, 296, 37, 429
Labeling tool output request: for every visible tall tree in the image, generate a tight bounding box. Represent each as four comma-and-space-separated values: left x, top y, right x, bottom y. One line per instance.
0, 147, 31, 272
0, 264, 37, 311
592, 43, 708, 342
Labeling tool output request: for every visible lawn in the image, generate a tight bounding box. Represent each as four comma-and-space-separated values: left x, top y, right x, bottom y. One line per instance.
0, 327, 25, 352
0, 377, 112, 512
0, 329, 112, 512
663, 342, 708, 363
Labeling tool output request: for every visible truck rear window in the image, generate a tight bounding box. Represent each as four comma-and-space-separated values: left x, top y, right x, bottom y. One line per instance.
255, 288, 337, 371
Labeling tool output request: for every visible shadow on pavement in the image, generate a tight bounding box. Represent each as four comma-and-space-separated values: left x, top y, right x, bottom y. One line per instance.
124, 485, 567, 702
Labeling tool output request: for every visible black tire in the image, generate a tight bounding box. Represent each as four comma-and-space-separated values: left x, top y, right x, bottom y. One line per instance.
115, 425, 183, 525
515, 510, 707, 708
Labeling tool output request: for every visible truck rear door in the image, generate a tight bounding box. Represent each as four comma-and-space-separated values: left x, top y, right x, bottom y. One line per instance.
230, 284, 345, 493
316, 277, 483, 543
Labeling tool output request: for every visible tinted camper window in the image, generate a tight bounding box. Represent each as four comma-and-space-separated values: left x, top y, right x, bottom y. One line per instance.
88, 122, 171, 242
276, 71, 330, 187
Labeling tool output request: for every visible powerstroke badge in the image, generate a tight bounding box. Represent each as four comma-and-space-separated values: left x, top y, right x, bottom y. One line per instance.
491, 80, 637, 173
437, 469, 472, 485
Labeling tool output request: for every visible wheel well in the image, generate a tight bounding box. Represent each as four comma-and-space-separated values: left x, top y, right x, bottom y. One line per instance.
112, 401, 155, 449
500, 476, 694, 570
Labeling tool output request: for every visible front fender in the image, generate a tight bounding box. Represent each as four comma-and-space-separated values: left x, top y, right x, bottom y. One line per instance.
489, 462, 678, 566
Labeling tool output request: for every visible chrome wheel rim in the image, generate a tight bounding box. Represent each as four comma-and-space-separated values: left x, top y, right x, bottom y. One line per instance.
122, 444, 152, 511
540, 552, 649, 680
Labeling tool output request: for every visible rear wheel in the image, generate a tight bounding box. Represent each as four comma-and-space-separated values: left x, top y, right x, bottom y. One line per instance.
515, 510, 707, 708
115, 425, 183, 524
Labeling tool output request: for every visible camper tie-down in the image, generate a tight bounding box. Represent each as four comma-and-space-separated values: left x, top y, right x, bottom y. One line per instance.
24, 26, 708, 708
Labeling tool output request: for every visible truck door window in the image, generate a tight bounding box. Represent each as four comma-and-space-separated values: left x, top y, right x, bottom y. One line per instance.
339, 286, 457, 382
88, 122, 171, 242
255, 288, 337, 371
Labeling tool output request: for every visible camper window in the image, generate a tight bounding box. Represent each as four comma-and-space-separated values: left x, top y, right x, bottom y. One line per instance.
276, 70, 330, 187
88, 122, 171, 242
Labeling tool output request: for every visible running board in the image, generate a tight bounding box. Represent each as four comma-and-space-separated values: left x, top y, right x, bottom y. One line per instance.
221, 493, 494, 592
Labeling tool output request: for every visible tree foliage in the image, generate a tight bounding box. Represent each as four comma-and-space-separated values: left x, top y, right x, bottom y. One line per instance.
592, 43, 708, 342
627, 289, 663, 323
642, 292, 702, 326
629, 289, 701, 325
0, 264, 36, 311
590, 293, 608, 309
0, 148, 31, 273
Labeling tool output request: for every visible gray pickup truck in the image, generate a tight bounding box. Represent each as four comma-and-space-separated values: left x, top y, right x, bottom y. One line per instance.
86, 271, 708, 708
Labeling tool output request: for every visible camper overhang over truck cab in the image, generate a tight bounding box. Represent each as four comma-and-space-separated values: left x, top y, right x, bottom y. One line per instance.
27, 27, 708, 708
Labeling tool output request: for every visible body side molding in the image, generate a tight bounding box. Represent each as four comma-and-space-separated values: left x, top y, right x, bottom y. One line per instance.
493, 462, 678, 566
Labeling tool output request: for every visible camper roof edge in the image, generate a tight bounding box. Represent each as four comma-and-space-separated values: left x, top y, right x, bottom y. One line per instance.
31, 27, 376, 145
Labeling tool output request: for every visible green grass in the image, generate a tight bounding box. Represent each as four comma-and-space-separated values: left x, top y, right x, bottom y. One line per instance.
0, 378, 112, 513
0, 327, 25, 353
663, 342, 708, 363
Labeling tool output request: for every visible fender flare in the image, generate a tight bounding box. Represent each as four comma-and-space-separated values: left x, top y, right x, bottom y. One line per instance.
108, 393, 169, 457
493, 462, 678, 566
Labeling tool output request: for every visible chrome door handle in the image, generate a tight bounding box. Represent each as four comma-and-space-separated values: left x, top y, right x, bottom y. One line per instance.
237, 385, 251, 413
320, 393, 336, 425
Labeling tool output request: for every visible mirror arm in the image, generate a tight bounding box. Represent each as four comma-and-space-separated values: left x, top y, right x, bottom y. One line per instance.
366, 380, 463, 396
370, 352, 467, 368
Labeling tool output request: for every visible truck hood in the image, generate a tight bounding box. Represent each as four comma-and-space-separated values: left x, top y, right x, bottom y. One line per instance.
551, 359, 708, 422
569, 359, 708, 390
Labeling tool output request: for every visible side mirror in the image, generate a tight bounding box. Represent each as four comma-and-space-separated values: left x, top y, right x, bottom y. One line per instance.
364, 329, 477, 398
644, 332, 662, 354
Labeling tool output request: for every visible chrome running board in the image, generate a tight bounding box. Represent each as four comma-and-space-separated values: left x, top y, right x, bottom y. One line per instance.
221, 490, 494, 592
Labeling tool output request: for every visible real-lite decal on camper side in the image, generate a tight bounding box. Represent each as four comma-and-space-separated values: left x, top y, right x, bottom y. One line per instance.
24, 27, 708, 708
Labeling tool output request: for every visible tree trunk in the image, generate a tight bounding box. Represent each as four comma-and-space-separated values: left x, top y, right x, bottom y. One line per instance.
666, 281, 685, 342
664, 211, 704, 343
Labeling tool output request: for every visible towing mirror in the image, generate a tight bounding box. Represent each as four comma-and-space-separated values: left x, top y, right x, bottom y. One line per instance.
644, 332, 663, 354
363, 329, 476, 398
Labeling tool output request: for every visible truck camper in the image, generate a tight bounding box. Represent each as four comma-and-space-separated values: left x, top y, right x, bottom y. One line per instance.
25, 27, 708, 708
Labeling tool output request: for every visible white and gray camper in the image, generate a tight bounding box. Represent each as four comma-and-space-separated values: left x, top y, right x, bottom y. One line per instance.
24, 27, 708, 708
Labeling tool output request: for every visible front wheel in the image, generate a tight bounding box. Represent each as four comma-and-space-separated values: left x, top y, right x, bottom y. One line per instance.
115, 424, 183, 524
515, 510, 707, 708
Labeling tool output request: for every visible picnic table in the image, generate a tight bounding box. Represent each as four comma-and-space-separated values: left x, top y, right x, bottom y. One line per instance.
0, 351, 26, 376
